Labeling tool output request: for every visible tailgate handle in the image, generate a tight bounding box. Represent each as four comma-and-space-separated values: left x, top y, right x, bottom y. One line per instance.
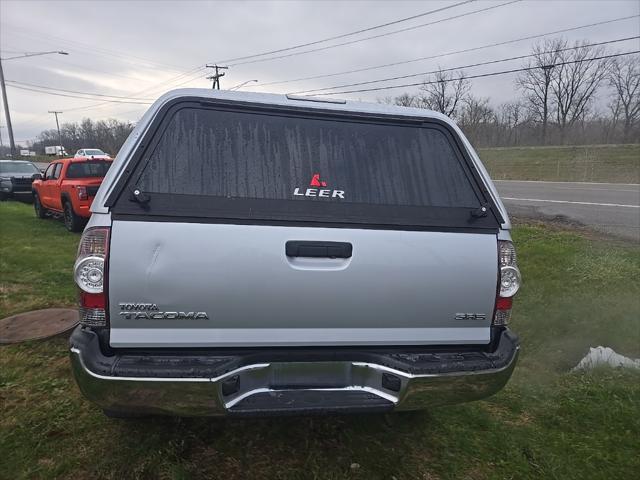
286, 241, 352, 259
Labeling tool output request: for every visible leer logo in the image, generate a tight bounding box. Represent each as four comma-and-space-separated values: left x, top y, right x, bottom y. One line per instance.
309, 173, 327, 187
293, 173, 345, 199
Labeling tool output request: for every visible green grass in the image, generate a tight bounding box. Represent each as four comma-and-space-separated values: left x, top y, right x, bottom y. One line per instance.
478, 144, 640, 183
1, 202, 639, 479
0, 201, 78, 318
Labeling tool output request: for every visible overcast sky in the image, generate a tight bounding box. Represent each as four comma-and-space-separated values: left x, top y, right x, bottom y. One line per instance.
1, 0, 639, 144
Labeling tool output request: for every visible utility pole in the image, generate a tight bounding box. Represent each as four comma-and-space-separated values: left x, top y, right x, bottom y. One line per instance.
0, 50, 68, 157
0, 58, 16, 156
48, 111, 63, 155
205, 64, 228, 89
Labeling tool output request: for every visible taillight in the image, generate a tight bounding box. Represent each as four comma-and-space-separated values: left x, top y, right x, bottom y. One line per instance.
494, 240, 521, 325
74, 227, 110, 327
77, 186, 88, 200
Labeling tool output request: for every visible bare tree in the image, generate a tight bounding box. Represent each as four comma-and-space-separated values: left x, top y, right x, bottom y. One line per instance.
418, 68, 470, 119
374, 46, 637, 147
608, 54, 640, 143
516, 38, 565, 144
458, 95, 496, 146
551, 40, 610, 143
499, 101, 525, 145
393, 93, 420, 108
378, 93, 422, 108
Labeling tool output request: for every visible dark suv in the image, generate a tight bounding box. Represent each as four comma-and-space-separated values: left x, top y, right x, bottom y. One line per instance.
0, 160, 41, 200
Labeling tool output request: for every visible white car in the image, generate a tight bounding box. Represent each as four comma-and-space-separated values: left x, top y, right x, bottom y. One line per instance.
74, 149, 111, 160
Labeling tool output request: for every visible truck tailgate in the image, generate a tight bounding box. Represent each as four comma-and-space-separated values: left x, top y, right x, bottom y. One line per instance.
108, 221, 498, 347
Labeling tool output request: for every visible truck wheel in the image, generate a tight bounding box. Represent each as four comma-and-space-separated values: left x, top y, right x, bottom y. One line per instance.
63, 201, 83, 232
33, 194, 48, 218
0, 193, 8, 201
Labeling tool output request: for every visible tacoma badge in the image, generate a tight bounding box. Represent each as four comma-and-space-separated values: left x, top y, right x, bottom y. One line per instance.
119, 303, 209, 320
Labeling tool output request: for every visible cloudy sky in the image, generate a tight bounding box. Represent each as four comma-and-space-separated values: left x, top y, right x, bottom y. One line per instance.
1, 0, 638, 144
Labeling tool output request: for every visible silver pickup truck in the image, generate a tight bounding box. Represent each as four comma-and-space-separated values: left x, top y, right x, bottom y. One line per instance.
69, 89, 521, 417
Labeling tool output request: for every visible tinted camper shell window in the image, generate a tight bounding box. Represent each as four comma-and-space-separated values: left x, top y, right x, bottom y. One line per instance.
110, 100, 500, 231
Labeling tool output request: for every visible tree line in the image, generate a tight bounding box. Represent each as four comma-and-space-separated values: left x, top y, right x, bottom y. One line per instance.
382, 38, 639, 147
26, 118, 135, 156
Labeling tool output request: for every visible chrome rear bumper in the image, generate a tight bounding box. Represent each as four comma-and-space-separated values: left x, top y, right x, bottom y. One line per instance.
69, 327, 518, 416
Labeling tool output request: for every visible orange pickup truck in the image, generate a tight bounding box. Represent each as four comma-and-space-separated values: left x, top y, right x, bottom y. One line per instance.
32, 157, 112, 232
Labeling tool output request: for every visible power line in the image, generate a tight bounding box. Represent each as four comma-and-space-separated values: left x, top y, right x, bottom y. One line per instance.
62, 100, 142, 114
107, 106, 150, 118
167, 69, 210, 89
289, 36, 640, 95
62, 66, 207, 113
1, 27, 209, 114
63, 66, 209, 114
1, 27, 208, 114
6, 64, 206, 114
257, 14, 640, 88
123, 66, 207, 98
2, 29, 207, 108
56, 70, 207, 115
6, 67, 208, 112
311, 50, 640, 96
228, 0, 522, 67
10, 111, 52, 129
59, 13, 639, 112
5, 80, 155, 101
6, 84, 153, 104
38, 52, 168, 84
3, 26, 210, 112
1, 24, 190, 73
214, 0, 475, 64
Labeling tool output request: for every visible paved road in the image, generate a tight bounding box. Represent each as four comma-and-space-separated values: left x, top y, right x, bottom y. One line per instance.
494, 180, 640, 241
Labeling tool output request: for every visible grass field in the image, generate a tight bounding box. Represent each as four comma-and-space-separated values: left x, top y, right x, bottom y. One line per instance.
1, 201, 639, 479
478, 144, 640, 184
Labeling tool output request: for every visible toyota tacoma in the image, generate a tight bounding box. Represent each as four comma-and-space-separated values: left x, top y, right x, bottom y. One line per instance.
69, 90, 521, 417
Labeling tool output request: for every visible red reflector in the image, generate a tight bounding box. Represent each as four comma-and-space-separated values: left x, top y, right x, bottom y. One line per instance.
80, 291, 105, 309
495, 297, 513, 310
